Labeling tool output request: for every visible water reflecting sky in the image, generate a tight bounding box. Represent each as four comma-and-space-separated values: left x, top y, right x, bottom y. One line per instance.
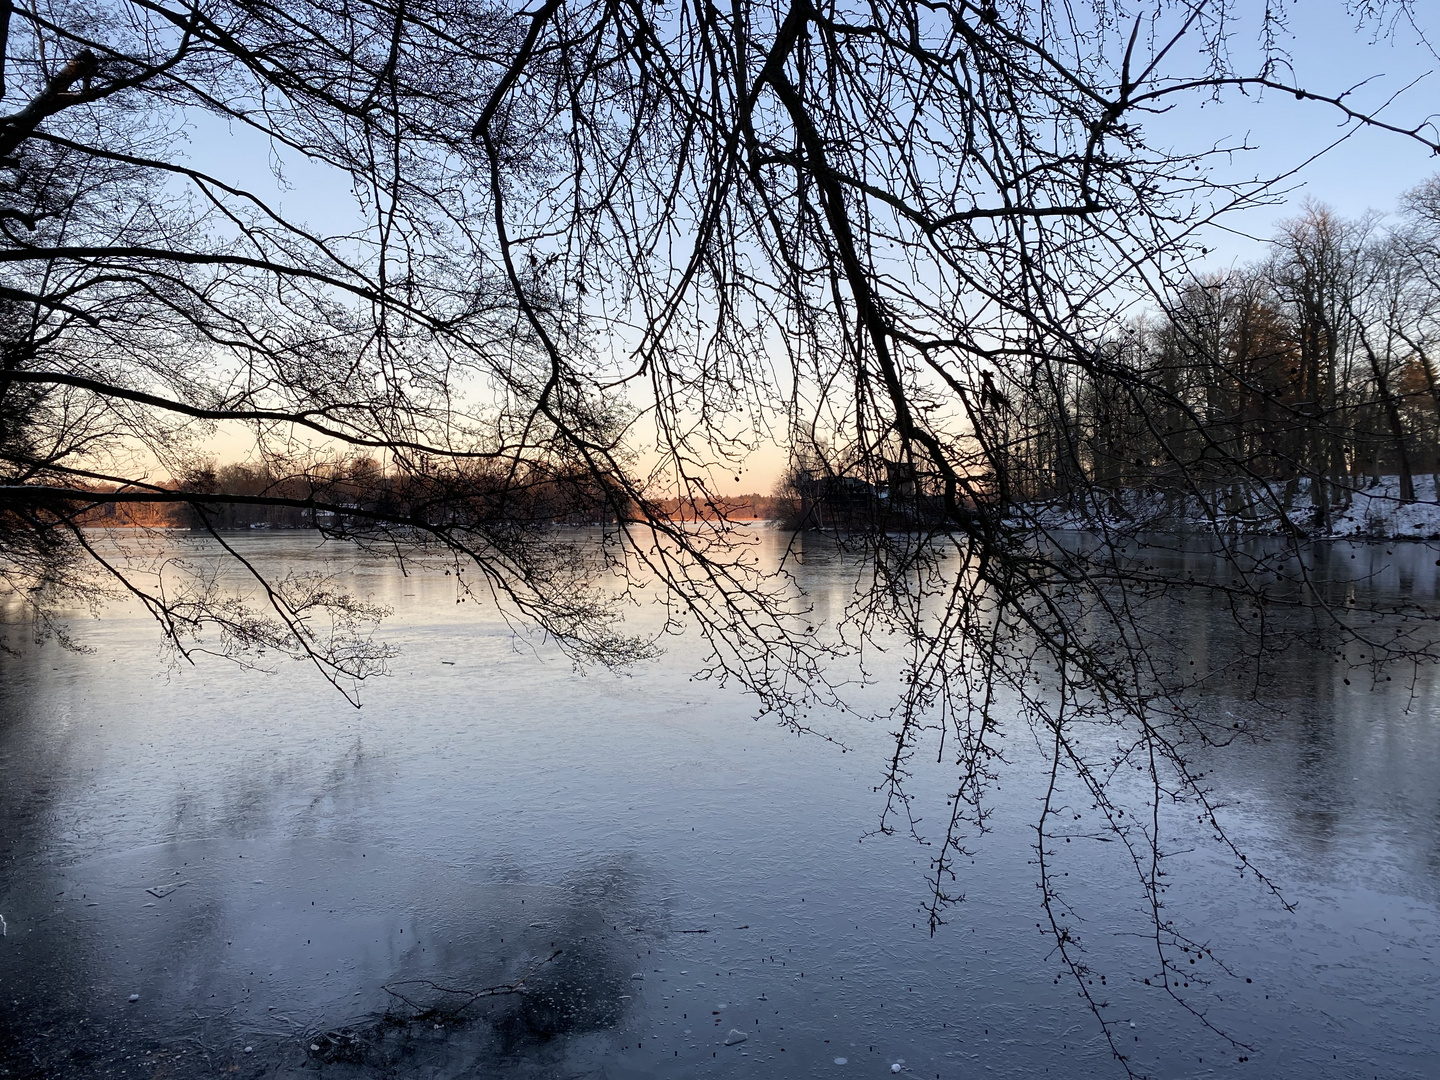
1, 531, 1436, 1079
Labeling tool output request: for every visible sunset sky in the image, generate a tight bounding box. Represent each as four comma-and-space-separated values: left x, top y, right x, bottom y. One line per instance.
186, 4, 1440, 496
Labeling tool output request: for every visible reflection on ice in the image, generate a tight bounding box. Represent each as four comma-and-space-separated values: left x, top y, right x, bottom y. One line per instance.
1, 532, 1438, 1078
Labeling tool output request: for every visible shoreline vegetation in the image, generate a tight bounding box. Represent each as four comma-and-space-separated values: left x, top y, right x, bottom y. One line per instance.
61, 466, 793, 530
66, 472, 1440, 541
1028, 476, 1440, 540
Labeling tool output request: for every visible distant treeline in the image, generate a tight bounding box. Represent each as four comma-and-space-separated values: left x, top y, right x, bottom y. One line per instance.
75, 467, 797, 531
76, 458, 632, 531
651, 494, 787, 521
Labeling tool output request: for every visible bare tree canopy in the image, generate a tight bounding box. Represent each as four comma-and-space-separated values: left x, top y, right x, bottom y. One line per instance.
3, 1, 1440, 1071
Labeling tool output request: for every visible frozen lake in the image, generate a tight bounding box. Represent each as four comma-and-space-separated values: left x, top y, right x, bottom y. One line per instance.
1, 531, 1437, 1078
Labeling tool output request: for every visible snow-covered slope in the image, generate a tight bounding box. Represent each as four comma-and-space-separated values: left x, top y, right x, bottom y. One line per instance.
1025, 476, 1440, 540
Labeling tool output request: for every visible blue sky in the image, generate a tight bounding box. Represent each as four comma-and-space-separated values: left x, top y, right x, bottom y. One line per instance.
183, 2, 1440, 490
1169, 2, 1440, 267
186, 3, 1440, 280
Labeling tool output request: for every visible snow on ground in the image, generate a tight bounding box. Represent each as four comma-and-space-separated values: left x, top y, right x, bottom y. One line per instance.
1025, 475, 1440, 540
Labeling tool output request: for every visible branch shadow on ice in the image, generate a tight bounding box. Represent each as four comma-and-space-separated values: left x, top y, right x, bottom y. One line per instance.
301, 951, 626, 1072
1, 845, 651, 1080
287, 864, 642, 1076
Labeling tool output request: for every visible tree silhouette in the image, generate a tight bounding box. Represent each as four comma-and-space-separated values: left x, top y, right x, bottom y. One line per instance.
2, 3, 1439, 1071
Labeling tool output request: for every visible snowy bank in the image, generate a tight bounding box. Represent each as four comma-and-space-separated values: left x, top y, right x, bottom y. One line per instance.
1024, 476, 1440, 540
